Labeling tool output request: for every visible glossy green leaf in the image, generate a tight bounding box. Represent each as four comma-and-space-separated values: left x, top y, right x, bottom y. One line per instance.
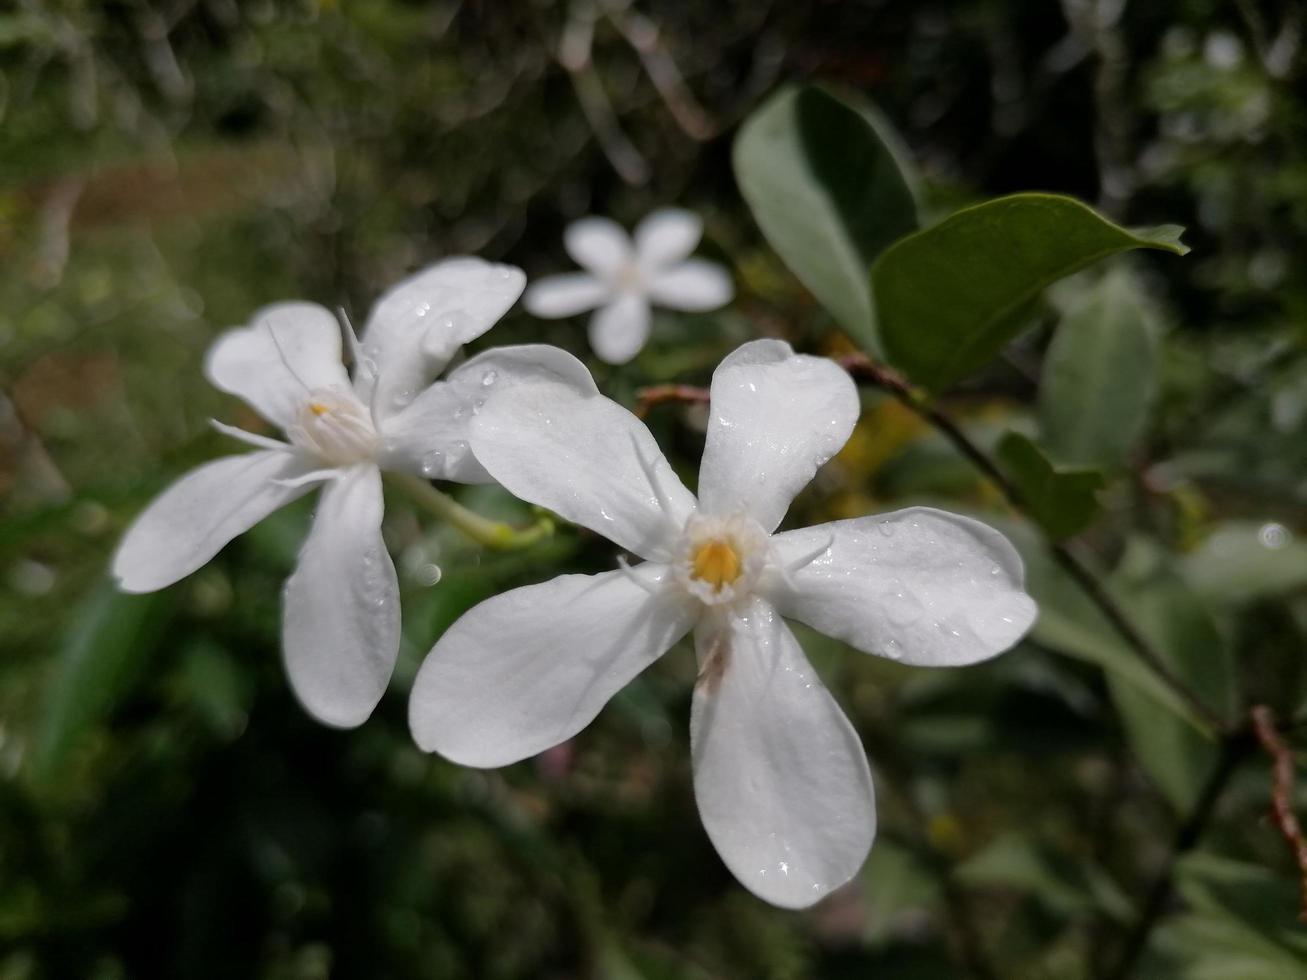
734, 85, 918, 350
1039, 269, 1160, 468
997, 431, 1104, 539
875, 193, 1187, 391
29, 580, 172, 784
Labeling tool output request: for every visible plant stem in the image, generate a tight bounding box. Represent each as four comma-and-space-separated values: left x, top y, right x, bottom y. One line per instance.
835, 352, 1229, 736
386, 473, 555, 551
1251, 705, 1307, 922
1103, 733, 1253, 980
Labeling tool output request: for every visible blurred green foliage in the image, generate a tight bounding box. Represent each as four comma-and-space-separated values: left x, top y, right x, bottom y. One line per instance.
1, 1, 1306, 978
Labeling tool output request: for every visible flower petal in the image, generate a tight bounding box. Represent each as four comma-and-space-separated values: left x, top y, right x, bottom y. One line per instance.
648, 260, 733, 312
379, 344, 597, 484
691, 598, 876, 909
113, 449, 319, 593
767, 507, 1037, 666
282, 465, 399, 728
205, 303, 350, 428
698, 339, 859, 532
564, 216, 632, 275
588, 294, 651, 365
523, 273, 611, 318
634, 208, 702, 268
469, 379, 696, 560
409, 564, 695, 766
356, 258, 525, 418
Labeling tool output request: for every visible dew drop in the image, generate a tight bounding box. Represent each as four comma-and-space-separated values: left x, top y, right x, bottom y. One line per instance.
420, 451, 444, 477
989, 564, 1002, 577
877, 520, 896, 538
1259, 522, 1291, 550
481, 369, 498, 387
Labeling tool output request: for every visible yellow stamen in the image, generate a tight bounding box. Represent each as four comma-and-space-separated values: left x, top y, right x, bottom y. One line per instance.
308, 402, 329, 416
691, 539, 742, 590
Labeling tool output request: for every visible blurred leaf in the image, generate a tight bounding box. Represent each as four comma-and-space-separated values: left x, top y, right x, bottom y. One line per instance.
179, 638, 250, 740
874, 193, 1187, 391
1038, 269, 1160, 469
955, 832, 1133, 921
1180, 521, 1307, 604
734, 85, 918, 351
1107, 541, 1237, 809
997, 431, 1104, 539
983, 515, 1212, 732
28, 580, 172, 784
860, 839, 941, 944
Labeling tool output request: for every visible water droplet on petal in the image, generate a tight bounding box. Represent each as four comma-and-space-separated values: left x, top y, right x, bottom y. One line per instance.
420, 451, 444, 477
877, 520, 896, 538
481, 369, 498, 387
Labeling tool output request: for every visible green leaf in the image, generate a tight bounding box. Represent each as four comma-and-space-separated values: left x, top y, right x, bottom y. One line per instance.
979, 515, 1214, 732
734, 85, 918, 351
874, 193, 1187, 391
1179, 521, 1307, 604
955, 832, 1133, 921
997, 431, 1104, 539
1107, 540, 1238, 809
28, 579, 172, 785
1039, 269, 1160, 469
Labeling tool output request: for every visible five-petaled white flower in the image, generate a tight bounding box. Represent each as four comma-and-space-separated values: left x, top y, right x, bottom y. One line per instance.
523, 208, 734, 365
113, 258, 588, 728
408, 339, 1037, 909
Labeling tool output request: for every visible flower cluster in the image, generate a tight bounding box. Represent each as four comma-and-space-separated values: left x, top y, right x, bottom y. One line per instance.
115, 213, 1036, 909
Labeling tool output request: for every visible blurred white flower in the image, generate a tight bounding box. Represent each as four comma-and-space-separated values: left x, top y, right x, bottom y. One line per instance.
409, 339, 1036, 908
523, 208, 734, 365
113, 258, 589, 728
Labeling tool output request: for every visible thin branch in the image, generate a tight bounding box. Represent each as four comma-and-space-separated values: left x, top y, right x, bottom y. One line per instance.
557, 2, 651, 186
1104, 734, 1252, 980
634, 382, 711, 418
835, 352, 1229, 735
1251, 705, 1307, 922
599, 0, 717, 139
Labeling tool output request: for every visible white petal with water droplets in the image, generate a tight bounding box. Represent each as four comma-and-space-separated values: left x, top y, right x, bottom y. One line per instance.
698, 339, 859, 532
113, 449, 321, 593
355, 258, 525, 418
409, 564, 695, 766
767, 507, 1036, 666
690, 598, 876, 909
468, 379, 696, 560
380, 344, 597, 483
205, 303, 350, 428
282, 465, 400, 728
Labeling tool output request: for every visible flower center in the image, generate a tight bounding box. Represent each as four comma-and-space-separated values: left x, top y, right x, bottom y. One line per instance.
675, 513, 770, 607
613, 261, 645, 294
691, 538, 743, 590
287, 387, 378, 466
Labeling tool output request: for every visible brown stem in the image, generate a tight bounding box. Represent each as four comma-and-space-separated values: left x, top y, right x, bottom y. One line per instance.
1251, 705, 1307, 922
633, 382, 711, 419
835, 352, 1228, 735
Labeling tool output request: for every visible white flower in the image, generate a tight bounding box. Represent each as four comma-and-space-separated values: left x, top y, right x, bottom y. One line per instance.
408, 339, 1037, 908
523, 208, 734, 365
113, 258, 592, 728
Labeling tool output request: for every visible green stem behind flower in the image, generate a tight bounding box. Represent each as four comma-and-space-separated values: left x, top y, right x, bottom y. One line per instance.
386, 473, 555, 551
